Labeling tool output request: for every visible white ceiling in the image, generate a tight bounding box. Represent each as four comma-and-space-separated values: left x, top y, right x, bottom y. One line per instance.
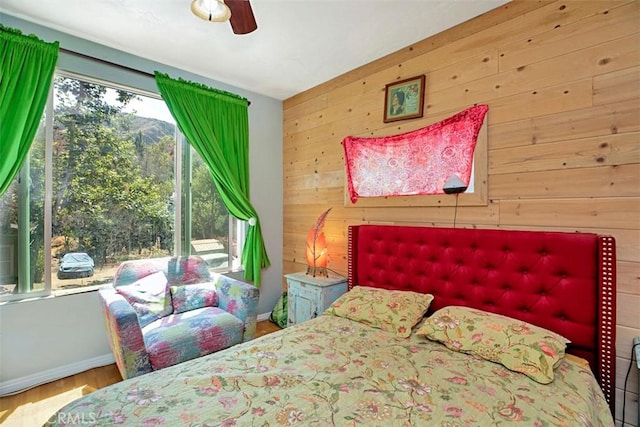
0, 0, 509, 100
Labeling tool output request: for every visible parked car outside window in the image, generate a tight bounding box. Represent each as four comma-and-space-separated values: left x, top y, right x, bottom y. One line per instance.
57, 252, 95, 279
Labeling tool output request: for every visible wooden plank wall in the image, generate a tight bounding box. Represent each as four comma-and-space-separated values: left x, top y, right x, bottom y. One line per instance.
282, 1, 639, 424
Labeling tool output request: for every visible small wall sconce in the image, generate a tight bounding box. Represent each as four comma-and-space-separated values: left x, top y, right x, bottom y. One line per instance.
443, 174, 467, 195
443, 174, 467, 227
306, 208, 332, 277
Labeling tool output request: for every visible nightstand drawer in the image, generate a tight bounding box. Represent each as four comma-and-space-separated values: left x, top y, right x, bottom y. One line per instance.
290, 281, 322, 300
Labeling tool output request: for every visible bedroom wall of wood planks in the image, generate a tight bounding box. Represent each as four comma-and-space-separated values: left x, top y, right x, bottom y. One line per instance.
282, 1, 639, 425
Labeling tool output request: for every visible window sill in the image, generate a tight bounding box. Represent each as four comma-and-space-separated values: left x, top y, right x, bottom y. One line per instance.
53, 284, 103, 297
0, 285, 102, 305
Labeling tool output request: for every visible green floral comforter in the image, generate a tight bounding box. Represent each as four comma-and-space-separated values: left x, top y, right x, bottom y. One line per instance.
46, 315, 613, 426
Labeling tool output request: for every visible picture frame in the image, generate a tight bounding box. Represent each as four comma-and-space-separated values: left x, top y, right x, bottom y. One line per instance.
383, 74, 426, 123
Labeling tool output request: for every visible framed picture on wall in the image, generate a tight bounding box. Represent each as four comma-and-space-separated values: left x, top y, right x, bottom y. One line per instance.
383, 74, 425, 123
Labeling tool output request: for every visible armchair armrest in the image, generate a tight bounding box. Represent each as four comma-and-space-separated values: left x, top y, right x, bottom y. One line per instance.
212, 273, 259, 341
98, 285, 152, 379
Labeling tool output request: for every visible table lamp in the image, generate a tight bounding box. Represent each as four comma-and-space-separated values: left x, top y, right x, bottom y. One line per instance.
306, 208, 331, 277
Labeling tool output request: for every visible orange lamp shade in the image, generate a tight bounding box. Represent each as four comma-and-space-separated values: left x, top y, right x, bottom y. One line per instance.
305, 208, 331, 277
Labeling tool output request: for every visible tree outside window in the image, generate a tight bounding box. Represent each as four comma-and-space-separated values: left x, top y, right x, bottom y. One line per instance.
0, 73, 242, 299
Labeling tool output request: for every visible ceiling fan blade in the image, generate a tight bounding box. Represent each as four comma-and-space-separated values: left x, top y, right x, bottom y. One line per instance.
226, 0, 257, 35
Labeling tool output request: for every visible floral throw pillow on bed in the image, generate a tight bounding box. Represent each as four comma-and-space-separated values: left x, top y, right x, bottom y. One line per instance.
116, 271, 173, 328
325, 286, 434, 337
417, 305, 571, 384
170, 282, 218, 314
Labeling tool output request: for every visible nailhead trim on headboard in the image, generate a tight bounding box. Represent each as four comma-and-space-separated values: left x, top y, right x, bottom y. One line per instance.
598, 235, 616, 414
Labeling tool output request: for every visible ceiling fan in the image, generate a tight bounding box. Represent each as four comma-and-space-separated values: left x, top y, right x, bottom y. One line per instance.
191, 0, 257, 35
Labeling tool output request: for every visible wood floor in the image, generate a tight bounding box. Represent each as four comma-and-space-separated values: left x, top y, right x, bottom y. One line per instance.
0, 320, 282, 426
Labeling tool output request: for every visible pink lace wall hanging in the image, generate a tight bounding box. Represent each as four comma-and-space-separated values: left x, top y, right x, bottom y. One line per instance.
342, 104, 489, 204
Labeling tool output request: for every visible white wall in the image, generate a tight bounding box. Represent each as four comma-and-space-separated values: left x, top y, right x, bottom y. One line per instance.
0, 292, 113, 393
0, 15, 283, 394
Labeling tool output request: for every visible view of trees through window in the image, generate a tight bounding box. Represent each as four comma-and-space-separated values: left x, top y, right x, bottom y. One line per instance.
0, 74, 237, 297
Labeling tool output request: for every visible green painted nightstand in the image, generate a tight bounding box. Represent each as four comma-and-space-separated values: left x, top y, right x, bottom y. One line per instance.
285, 272, 347, 326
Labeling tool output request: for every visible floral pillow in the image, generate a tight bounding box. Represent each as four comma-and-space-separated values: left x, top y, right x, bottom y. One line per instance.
116, 271, 173, 328
170, 282, 219, 314
417, 306, 571, 384
325, 286, 434, 337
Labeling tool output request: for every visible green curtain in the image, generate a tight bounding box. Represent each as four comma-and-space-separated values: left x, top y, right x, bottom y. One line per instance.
154, 72, 270, 286
0, 25, 59, 196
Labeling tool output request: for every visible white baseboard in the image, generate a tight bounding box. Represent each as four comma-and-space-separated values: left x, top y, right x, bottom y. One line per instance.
257, 312, 271, 322
0, 353, 115, 397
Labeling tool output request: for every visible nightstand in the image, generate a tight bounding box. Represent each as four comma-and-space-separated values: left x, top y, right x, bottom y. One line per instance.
285, 272, 347, 326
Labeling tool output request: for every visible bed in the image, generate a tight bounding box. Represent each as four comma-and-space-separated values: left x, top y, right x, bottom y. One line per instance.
46, 225, 616, 426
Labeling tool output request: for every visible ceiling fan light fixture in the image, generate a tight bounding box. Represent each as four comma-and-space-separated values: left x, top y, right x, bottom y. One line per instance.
191, 0, 231, 22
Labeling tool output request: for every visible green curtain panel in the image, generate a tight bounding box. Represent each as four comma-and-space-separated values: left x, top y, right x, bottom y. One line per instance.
0, 25, 59, 196
154, 72, 270, 286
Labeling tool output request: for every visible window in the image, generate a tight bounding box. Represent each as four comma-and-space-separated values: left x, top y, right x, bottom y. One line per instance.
0, 72, 244, 301
188, 146, 240, 270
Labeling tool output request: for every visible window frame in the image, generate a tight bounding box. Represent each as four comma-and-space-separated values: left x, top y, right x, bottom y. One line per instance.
0, 68, 244, 303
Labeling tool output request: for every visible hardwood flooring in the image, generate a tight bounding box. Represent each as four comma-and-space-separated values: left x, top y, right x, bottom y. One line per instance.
0, 320, 282, 426
255, 318, 283, 337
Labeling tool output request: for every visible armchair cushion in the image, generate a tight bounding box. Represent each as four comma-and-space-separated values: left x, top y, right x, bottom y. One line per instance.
142, 307, 244, 370
116, 271, 173, 328
170, 283, 219, 314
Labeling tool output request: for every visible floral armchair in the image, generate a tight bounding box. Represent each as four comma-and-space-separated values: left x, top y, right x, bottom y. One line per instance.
99, 255, 259, 379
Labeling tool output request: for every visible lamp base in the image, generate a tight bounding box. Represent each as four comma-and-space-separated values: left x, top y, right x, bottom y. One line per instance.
306, 266, 328, 278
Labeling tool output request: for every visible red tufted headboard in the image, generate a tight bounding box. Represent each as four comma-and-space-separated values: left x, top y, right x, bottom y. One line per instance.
347, 225, 616, 412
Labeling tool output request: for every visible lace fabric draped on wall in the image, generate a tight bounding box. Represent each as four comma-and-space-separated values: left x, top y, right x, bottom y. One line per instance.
342, 104, 488, 203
